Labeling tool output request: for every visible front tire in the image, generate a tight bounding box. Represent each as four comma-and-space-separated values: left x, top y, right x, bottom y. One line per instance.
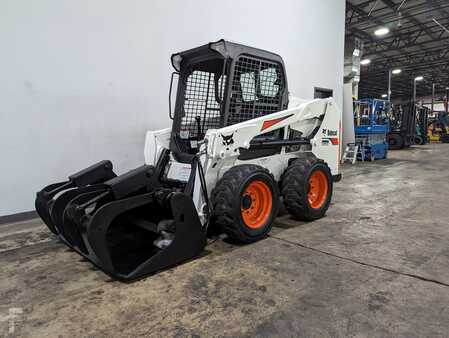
211, 164, 279, 243
281, 159, 333, 221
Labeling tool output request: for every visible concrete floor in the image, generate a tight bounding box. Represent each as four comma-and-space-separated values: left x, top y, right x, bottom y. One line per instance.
2, 144, 449, 337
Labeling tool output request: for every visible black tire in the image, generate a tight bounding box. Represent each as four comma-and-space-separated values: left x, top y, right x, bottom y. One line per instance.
333, 174, 342, 182
441, 135, 449, 143
281, 158, 333, 221
413, 136, 423, 145
211, 164, 279, 243
387, 134, 403, 150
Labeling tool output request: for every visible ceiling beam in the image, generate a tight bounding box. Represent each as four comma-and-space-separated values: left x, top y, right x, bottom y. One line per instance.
346, 0, 449, 98
382, 0, 436, 39
350, 1, 449, 32
362, 35, 449, 57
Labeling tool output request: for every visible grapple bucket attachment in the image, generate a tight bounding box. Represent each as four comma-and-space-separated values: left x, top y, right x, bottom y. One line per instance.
36, 161, 207, 281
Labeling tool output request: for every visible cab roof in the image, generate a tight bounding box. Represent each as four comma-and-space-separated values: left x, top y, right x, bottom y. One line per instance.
171, 39, 285, 72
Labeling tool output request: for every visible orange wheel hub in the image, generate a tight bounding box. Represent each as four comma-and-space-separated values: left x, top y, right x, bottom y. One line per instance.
308, 170, 329, 209
241, 180, 272, 229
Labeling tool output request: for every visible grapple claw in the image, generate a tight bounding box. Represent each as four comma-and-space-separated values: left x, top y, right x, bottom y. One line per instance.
36, 161, 207, 281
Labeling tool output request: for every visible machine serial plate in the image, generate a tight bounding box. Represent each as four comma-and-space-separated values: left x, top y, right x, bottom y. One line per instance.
166, 162, 192, 182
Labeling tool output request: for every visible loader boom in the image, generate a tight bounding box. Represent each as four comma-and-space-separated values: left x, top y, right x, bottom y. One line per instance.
204, 97, 341, 174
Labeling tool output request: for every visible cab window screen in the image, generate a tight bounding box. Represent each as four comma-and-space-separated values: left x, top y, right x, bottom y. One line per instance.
228, 56, 284, 126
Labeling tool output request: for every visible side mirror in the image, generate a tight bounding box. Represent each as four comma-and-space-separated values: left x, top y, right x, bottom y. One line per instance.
169, 72, 180, 120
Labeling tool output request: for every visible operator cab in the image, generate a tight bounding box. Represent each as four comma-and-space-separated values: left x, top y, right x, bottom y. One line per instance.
169, 39, 289, 163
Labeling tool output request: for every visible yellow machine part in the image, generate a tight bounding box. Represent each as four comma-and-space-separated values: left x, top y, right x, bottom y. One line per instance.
428, 132, 440, 142
428, 123, 449, 142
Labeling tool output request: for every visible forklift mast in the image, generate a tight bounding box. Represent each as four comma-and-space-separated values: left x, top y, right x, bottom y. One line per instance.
387, 101, 417, 150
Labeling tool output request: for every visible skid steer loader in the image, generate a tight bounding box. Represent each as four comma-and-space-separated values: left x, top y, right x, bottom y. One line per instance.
36, 40, 341, 281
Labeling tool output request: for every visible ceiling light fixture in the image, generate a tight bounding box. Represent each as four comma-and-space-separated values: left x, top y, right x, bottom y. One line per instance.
360, 59, 371, 66
382, 94, 388, 98
392, 69, 402, 75
415, 76, 424, 81
374, 27, 390, 36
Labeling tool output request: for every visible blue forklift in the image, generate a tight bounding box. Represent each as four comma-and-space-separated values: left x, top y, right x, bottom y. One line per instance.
353, 98, 390, 161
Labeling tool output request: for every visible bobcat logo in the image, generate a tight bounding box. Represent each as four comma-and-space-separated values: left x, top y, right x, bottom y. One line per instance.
322, 129, 338, 136
221, 133, 234, 146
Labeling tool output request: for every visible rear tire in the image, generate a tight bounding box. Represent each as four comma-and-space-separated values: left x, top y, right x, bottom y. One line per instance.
211, 164, 279, 243
281, 158, 333, 221
387, 133, 403, 150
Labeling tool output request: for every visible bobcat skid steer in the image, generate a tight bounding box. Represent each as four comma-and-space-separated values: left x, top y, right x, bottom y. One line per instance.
36, 40, 341, 281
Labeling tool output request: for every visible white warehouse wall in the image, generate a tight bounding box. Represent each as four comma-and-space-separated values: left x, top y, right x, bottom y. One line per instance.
0, 0, 345, 216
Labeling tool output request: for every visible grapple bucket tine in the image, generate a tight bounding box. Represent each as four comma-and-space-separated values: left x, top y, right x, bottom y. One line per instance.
35, 195, 58, 234
35, 181, 75, 234
54, 186, 108, 248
